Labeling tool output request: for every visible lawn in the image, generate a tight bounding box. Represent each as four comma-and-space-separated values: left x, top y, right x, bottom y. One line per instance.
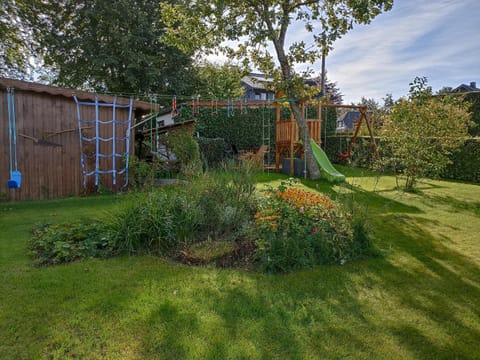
1, 169, 479, 359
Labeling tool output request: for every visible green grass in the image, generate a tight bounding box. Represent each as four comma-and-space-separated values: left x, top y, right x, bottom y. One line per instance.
1, 171, 480, 359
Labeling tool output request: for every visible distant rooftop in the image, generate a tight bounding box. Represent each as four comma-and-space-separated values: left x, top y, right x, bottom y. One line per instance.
241, 73, 274, 91
451, 81, 479, 93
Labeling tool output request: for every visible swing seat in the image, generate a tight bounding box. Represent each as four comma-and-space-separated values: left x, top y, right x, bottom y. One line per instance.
338, 153, 350, 159
8, 171, 22, 189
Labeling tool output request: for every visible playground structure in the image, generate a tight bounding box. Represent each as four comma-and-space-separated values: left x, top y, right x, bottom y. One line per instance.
74, 95, 134, 189
275, 100, 377, 179
176, 97, 377, 180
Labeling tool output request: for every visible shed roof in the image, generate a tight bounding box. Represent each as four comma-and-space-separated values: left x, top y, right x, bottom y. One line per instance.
0, 77, 152, 113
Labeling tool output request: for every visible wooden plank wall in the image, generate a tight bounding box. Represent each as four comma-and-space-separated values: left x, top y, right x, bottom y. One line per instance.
0, 89, 134, 201
276, 119, 321, 145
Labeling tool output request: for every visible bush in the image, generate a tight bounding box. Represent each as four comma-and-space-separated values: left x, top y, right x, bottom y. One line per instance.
29, 222, 113, 266
254, 180, 371, 273
108, 190, 197, 255
196, 137, 230, 168
159, 128, 202, 177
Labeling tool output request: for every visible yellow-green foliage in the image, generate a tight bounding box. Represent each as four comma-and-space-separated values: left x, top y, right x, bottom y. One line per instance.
380, 77, 472, 190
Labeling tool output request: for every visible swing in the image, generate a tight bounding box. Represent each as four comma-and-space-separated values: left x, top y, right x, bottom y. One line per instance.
7, 88, 22, 189
338, 135, 350, 159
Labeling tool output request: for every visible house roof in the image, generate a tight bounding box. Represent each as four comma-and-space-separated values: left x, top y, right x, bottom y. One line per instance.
0, 77, 153, 113
241, 73, 274, 91
337, 111, 362, 131
451, 82, 480, 93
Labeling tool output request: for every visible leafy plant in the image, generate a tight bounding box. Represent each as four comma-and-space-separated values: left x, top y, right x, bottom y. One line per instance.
109, 168, 258, 256
254, 180, 370, 273
29, 222, 113, 266
108, 190, 196, 255
164, 128, 202, 177
379, 77, 473, 191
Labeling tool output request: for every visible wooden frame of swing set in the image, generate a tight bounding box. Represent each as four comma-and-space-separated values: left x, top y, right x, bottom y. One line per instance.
275, 101, 378, 174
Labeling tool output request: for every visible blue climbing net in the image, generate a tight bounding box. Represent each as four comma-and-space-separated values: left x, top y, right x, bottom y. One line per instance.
73, 95, 133, 189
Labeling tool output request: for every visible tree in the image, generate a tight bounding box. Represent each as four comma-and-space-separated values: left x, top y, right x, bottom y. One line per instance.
380, 77, 472, 191
0, 1, 35, 78
194, 62, 246, 99
436, 86, 453, 95
29, 0, 197, 95
161, 0, 393, 179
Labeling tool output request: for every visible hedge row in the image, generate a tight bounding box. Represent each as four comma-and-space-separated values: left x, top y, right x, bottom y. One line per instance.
177, 104, 337, 151
464, 92, 480, 137
325, 136, 480, 183
442, 139, 480, 183
196, 137, 229, 168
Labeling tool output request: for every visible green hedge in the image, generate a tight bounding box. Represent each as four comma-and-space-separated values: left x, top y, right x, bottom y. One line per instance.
325, 136, 480, 183
177, 106, 277, 150
177, 104, 337, 153
442, 139, 480, 182
196, 137, 229, 168
464, 92, 480, 136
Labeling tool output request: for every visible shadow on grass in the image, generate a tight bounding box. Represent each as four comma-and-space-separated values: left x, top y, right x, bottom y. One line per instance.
370, 214, 480, 358
419, 193, 480, 217
2, 185, 480, 358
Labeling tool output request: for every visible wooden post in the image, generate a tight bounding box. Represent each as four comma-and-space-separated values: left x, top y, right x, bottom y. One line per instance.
318, 102, 322, 145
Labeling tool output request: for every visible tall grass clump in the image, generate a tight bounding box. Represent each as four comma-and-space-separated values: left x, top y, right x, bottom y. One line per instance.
108, 190, 201, 255
109, 166, 258, 256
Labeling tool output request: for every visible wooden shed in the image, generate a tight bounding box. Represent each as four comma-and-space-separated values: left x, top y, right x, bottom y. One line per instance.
0, 77, 151, 201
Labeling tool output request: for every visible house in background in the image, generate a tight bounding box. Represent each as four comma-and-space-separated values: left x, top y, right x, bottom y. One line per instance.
241, 73, 275, 101
336, 111, 362, 133
451, 81, 479, 93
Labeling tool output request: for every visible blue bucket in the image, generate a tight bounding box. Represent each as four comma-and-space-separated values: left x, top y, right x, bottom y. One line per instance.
8, 170, 22, 189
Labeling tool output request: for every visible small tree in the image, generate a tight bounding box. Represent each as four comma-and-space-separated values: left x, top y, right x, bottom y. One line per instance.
380, 77, 472, 191
194, 61, 246, 99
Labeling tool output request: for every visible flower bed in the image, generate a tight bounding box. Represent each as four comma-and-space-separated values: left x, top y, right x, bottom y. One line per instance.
255, 180, 370, 272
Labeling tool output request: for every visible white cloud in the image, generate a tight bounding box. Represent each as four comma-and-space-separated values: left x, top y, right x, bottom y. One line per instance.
323, 0, 480, 102
206, 0, 480, 103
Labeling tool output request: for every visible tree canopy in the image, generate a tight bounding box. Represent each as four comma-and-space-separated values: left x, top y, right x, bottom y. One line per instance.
0, 1, 35, 78
162, 0, 393, 179
193, 62, 246, 99
16, 0, 197, 95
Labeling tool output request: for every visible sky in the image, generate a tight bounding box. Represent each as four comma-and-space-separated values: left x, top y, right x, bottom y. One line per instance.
320, 0, 480, 104
208, 0, 480, 104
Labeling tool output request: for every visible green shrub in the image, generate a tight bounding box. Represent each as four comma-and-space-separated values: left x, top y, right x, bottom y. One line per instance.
159, 128, 202, 177
29, 222, 113, 266
254, 180, 371, 273
194, 170, 258, 240
129, 156, 157, 188
464, 92, 480, 136
196, 137, 229, 168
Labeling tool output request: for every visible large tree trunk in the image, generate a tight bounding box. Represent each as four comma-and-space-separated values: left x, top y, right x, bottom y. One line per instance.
289, 102, 321, 180
273, 39, 321, 179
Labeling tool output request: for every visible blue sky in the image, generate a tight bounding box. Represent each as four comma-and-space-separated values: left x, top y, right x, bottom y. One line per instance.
297, 0, 480, 103
209, 0, 479, 104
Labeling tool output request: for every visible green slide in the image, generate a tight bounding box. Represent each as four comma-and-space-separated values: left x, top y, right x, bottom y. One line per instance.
310, 139, 346, 183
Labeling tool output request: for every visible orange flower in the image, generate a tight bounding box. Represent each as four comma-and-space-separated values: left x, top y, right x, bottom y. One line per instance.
277, 188, 333, 209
